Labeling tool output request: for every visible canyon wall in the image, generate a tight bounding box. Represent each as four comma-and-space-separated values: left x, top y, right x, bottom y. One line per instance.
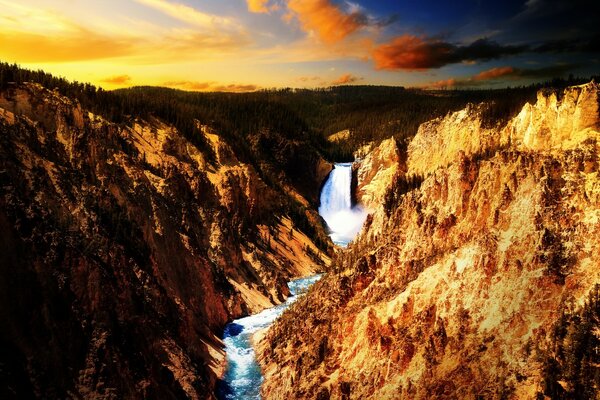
353, 137, 403, 210
259, 82, 600, 399
0, 83, 329, 399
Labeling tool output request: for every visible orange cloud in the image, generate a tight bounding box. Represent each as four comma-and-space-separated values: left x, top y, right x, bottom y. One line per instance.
247, 0, 277, 13
101, 75, 132, 85
373, 36, 526, 71
372, 35, 452, 70
161, 31, 249, 56
0, 28, 247, 64
164, 81, 259, 92
332, 73, 362, 85
472, 66, 516, 80
424, 78, 458, 89
286, 0, 367, 44
0, 1, 249, 65
422, 66, 518, 89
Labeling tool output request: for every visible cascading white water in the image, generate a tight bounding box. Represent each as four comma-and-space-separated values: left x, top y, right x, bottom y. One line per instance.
318, 163, 367, 246
218, 274, 322, 400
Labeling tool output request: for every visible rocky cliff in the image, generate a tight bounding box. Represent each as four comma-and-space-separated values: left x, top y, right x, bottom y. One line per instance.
0, 83, 329, 399
353, 137, 403, 210
258, 82, 600, 399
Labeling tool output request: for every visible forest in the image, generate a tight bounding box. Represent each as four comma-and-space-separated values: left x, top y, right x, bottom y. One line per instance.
1, 62, 596, 171
538, 284, 600, 399
2, 62, 596, 158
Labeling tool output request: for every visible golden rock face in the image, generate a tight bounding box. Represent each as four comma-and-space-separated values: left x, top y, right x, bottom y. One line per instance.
354, 137, 403, 211
258, 82, 600, 400
407, 82, 600, 178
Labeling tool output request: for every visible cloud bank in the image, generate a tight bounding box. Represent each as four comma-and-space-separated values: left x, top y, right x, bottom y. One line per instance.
286, 0, 368, 43
373, 36, 526, 71
164, 80, 259, 92
424, 64, 578, 88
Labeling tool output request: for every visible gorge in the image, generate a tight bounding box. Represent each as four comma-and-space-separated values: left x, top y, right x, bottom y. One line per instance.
219, 160, 366, 399
219, 274, 323, 400
258, 81, 600, 399
0, 61, 599, 400
2, 0, 600, 397
0, 78, 332, 399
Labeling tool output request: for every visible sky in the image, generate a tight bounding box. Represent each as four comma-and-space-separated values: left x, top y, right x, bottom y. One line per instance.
0, 0, 599, 91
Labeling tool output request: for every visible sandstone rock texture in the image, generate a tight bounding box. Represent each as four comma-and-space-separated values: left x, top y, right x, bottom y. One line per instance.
327, 130, 351, 143
0, 83, 329, 399
353, 137, 403, 210
259, 82, 600, 399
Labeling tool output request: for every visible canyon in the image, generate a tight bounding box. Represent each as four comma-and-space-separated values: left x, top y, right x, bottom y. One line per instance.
220, 160, 365, 398
258, 82, 600, 399
0, 82, 331, 399
0, 73, 598, 400
0, 0, 598, 396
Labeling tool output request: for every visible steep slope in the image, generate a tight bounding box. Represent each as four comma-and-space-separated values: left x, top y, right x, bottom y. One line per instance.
0, 83, 329, 399
353, 137, 403, 210
258, 82, 600, 399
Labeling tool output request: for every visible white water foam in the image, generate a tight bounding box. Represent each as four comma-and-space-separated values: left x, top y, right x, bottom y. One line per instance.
219, 274, 322, 399
318, 162, 367, 246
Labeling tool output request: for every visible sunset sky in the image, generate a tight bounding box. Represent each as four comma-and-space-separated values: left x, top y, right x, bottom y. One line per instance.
1, 0, 598, 91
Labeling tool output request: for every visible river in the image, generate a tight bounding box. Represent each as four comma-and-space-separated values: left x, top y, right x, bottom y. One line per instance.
219, 163, 364, 399
218, 274, 323, 399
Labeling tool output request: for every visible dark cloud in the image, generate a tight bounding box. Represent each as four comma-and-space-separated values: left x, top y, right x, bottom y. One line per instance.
424, 63, 579, 88
373, 36, 526, 70
515, 64, 581, 79
372, 14, 399, 28
372, 0, 600, 72
455, 39, 526, 61
500, 0, 600, 44
532, 35, 600, 54
372, 27, 599, 71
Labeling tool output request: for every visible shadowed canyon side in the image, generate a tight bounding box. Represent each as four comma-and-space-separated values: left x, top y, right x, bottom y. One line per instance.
258, 82, 600, 399
0, 82, 331, 399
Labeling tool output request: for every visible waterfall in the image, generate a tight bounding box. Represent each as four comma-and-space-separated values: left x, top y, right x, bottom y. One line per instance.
318, 163, 367, 246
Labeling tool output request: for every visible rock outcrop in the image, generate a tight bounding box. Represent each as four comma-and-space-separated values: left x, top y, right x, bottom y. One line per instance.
353, 137, 403, 210
258, 82, 600, 399
327, 130, 351, 143
407, 82, 600, 177
0, 83, 329, 399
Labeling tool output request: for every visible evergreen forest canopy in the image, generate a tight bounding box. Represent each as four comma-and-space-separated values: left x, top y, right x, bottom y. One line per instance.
1, 62, 597, 166
2, 62, 597, 252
